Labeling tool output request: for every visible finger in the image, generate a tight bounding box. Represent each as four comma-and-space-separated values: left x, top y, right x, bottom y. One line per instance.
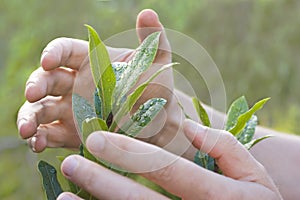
25, 67, 75, 102
57, 192, 83, 200
86, 131, 234, 199
60, 155, 168, 200
27, 122, 80, 152
136, 9, 171, 63
17, 96, 70, 139
183, 119, 274, 184
41, 38, 89, 71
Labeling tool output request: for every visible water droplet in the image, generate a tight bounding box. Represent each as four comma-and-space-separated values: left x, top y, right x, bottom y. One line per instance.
50, 168, 56, 174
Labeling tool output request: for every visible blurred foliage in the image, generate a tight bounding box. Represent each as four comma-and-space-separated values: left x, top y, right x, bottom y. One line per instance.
0, 0, 300, 199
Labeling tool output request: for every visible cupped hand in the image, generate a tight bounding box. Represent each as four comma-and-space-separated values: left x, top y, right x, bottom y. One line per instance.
57, 119, 282, 200
17, 9, 173, 152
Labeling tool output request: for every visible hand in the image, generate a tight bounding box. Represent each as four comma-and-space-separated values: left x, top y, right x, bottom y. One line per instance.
17, 9, 174, 152
57, 119, 282, 200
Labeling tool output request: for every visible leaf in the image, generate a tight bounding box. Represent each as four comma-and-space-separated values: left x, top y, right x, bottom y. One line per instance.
82, 117, 108, 143
38, 160, 63, 200
86, 24, 116, 120
119, 98, 167, 137
72, 93, 96, 133
113, 32, 161, 111
110, 63, 177, 131
225, 96, 248, 131
237, 115, 258, 144
228, 97, 270, 135
94, 88, 102, 119
244, 135, 273, 150
192, 97, 211, 127
81, 117, 108, 163
194, 151, 215, 171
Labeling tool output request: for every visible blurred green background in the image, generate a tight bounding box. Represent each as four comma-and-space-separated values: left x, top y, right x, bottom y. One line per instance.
1, 0, 300, 199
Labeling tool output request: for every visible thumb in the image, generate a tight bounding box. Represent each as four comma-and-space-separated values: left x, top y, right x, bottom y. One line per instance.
183, 119, 265, 181
136, 9, 171, 63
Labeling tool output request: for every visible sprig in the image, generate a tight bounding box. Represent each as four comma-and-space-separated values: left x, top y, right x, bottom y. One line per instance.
191, 96, 271, 172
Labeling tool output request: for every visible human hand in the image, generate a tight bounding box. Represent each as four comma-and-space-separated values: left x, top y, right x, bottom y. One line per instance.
17, 9, 174, 152
57, 119, 282, 200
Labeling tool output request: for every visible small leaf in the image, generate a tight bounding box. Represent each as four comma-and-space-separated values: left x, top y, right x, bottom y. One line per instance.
81, 117, 108, 163
225, 96, 248, 131
72, 93, 96, 133
194, 151, 215, 171
82, 117, 108, 143
110, 63, 177, 131
229, 97, 270, 135
237, 115, 257, 144
113, 32, 161, 111
119, 98, 167, 137
38, 160, 63, 200
192, 97, 211, 127
244, 135, 273, 149
86, 24, 116, 120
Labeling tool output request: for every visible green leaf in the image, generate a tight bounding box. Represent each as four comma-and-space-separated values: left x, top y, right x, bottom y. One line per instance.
237, 115, 258, 144
225, 96, 248, 131
113, 32, 161, 112
82, 117, 108, 143
194, 151, 215, 171
94, 88, 102, 119
192, 97, 211, 127
119, 98, 167, 137
244, 135, 273, 150
72, 93, 96, 133
229, 97, 270, 135
110, 63, 177, 131
38, 160, 63, 200
86, 24, 116, 120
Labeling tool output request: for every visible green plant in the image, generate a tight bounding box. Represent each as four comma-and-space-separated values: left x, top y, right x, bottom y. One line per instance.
191, 96, 272, 172
38, 25, 179, 199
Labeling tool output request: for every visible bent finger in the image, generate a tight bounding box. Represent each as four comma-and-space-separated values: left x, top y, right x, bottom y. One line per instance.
60, 155, 168, 200
25, 67, 75, 102
27, 122, 80, 152
17, 96, 71, 139
41, 38, 89, 71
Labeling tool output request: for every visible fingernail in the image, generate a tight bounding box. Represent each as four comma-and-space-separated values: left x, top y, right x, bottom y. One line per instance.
40, 51, 48, 63
17, 119, 27, 131
31, 136, 37, 152
62, 156, 79, 177
86, 132, 106, 153
58, 193, 75, 200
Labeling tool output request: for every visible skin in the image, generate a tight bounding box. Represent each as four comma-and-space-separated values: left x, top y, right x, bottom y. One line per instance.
16, 9, 298, 199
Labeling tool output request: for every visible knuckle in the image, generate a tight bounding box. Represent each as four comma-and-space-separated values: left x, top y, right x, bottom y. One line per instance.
146, 163, 175, 183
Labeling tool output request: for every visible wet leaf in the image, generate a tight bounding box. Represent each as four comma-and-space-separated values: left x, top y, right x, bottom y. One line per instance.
86, 24, 116, 120
110, 63, 177, 131
237, 115, 257, 144
225, 96, 248, 131
72, 93, 96, 133
192, 97, 211, 127
113, 32, 161, 112
38, 160, 63, 200
229, 97, 270, 135
119, 98, 167, 137
194, 151, 215, 171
